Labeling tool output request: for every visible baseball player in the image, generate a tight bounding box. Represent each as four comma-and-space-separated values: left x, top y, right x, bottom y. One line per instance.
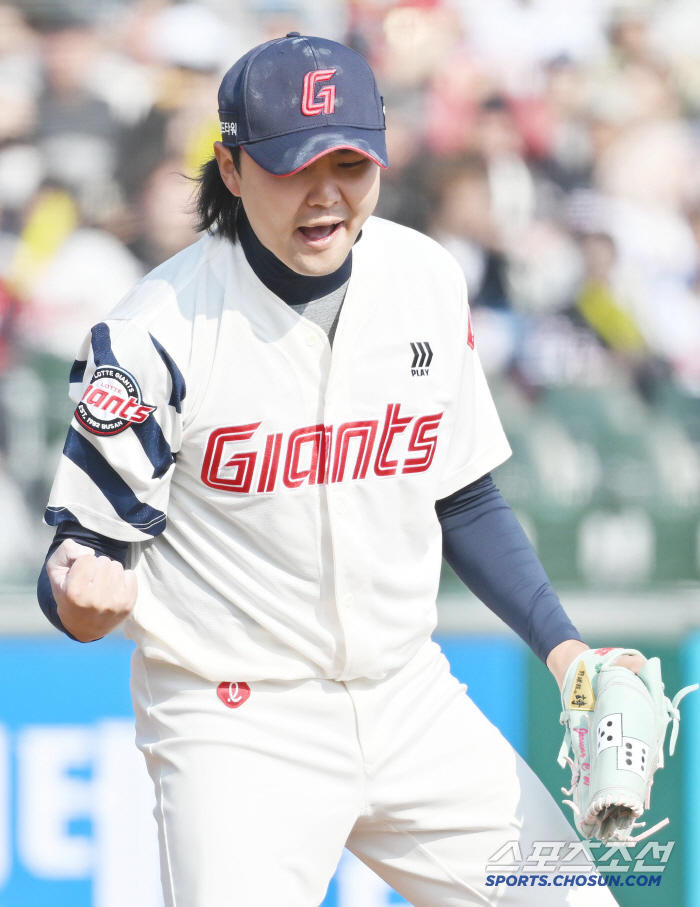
38, 34, 685, 907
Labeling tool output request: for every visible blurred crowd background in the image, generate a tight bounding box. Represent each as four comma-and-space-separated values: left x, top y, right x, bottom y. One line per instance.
0, 0, 699, 593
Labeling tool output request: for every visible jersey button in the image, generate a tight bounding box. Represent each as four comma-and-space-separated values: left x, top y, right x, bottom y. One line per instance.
306, 334, 317, 346
344, 594, 354, 609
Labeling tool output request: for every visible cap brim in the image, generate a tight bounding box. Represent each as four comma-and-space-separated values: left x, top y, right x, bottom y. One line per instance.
225, 126, 387, 176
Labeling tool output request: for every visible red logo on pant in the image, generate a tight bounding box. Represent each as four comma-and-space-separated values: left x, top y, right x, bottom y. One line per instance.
217, 681, 251, 709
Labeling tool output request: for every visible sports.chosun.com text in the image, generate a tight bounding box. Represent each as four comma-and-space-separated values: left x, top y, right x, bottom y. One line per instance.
486, 874, 662, 888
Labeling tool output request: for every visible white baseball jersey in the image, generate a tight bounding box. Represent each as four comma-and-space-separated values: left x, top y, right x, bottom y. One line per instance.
46, 216, 511, 682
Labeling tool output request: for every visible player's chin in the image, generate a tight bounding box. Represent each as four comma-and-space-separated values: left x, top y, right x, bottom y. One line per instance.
291, 226, 352, 275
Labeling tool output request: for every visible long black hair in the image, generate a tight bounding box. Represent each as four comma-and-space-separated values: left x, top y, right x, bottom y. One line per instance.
193, 147, 242, 244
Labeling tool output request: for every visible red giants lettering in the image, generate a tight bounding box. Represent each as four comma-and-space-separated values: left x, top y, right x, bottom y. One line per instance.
201, 405, 443, 494
374, 404, 412, 477
323, 426, 333, 482
82, 385, 153, 421
284, 424, 327, 488
301, 69, 337, 116
333, 421, 378, 482
76, 366, 156, 436
257, 433, 283, 493
201, 423, 261, 492
403, 414, 442, 473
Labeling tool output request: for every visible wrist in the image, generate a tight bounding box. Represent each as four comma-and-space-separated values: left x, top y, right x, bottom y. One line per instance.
56, 598, 114, 643
56, 606, 102, 642
547, 639, 589, 691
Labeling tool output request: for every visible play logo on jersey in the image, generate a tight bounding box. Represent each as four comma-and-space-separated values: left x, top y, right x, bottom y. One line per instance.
217, 681, 251, 709
410, 341, 433, 376
75, 366, 156, 436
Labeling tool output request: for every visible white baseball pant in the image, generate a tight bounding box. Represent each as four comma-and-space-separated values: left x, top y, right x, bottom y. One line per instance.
131, 640, 618, 906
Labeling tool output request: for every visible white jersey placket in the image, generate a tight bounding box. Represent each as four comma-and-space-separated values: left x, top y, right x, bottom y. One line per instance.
316, 245, 386, 682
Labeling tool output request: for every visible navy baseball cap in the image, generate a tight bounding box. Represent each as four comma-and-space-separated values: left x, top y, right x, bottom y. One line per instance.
218, 33, 387, 176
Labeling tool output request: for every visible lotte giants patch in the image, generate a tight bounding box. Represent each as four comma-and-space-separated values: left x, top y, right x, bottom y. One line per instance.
75, 366, 156, 436
217, 681, 251, 709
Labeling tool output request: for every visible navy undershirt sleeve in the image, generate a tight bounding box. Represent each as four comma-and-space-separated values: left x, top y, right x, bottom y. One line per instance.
37, 520, 129, 640
435, 474, 582, 663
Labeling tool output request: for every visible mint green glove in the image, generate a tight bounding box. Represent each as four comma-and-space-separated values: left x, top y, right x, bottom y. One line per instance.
558, 647, 697, 843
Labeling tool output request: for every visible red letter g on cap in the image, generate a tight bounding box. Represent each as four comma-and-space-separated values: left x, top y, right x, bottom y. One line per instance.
301, 70, 337, 116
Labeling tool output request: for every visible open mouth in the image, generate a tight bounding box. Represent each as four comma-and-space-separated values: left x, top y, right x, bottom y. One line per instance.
297, 222, 342, 242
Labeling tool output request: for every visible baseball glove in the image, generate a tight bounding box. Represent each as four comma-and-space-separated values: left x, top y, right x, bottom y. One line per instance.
557, 647, 697, 843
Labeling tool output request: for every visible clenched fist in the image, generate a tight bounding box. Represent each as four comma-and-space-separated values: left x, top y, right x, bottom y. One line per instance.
46, 538, 137, 642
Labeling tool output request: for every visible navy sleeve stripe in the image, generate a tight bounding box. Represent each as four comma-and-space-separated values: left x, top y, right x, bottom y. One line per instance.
90, 321, 175, 479
69, 360, 87, 384
91, 322, 119, 367
62, 427, 166, 534
150, 333, 187, 414
44, 505, 80, 526
132, 419, 175, 480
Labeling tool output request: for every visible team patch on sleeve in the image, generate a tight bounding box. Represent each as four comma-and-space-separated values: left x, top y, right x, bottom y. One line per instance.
75, 365, 156, 436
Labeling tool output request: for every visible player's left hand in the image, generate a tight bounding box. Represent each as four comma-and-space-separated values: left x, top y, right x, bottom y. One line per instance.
557, 646, 697, 843
547, 639, 644, 689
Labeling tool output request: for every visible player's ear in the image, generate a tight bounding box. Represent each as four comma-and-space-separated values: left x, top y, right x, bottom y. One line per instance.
214, 142, 242, 198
